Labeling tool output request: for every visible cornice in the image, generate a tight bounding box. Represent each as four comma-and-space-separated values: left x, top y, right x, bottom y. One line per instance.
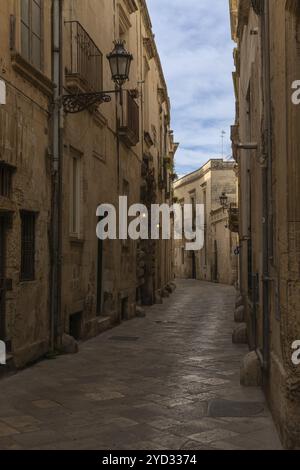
143, 37, 155, 60
237, 0, 251, 39
123, 0, 138, 15
138, 0, 170, 115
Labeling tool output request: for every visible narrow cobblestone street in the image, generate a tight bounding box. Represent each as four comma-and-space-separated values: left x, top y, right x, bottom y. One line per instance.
0, 281, 281, 450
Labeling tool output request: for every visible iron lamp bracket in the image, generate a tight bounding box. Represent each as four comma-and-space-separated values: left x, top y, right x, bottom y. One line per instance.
62, 92, 114, 114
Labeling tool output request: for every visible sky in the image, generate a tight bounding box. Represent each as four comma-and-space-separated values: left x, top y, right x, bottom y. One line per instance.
146, 0, 235, 177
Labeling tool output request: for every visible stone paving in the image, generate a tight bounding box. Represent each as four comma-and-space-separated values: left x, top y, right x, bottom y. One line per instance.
0, 280, 282, 450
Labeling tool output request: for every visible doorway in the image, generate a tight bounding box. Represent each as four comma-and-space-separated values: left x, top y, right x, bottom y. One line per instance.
213, 240, 218, 282
0, 217, 6, 341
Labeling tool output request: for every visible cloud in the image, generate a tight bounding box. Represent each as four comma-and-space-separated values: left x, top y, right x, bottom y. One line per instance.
147, 0, 235, 175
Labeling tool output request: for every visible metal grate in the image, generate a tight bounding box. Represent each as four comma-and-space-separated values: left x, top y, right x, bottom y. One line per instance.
208, 399, 265, 418
228, 203, 239, 233
20, 211, 36, 281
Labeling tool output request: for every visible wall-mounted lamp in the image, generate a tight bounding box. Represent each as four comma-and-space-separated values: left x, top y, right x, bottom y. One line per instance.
220, 192, 229, 212
62, 40, 133, 114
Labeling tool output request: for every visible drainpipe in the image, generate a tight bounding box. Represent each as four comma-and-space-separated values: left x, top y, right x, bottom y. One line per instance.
261, 0, 272, 371
51, 0, 63, 350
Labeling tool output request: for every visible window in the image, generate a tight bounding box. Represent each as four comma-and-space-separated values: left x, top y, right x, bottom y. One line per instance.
143, 58, 150, 131
21, 0, 43, 70
0, 163, 14, 198
70, 148, 81, 237
181, 203, 185, 238
21, 211, 36, 281
190, 194, 196, 231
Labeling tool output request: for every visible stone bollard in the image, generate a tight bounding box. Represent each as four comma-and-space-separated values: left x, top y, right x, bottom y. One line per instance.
240, 351, 262, 386
235, 295, 244, 309
169, 282, 177, 292
60, 334, 79, 355
232, 323, 248, 344
234, 305, 245, 323
162, 288, 170, 298
155, 290, 163, 304
136, 306, 146, 318
166, 283, 175, 294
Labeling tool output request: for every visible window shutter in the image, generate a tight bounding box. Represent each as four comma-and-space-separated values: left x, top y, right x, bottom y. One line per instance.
9, 14, 16, 51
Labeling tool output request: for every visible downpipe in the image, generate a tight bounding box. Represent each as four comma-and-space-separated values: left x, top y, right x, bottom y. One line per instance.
50, 0, 63, 350
261, 0, 272, 372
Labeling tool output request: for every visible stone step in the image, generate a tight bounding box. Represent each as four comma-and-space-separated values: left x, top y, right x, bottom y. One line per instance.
97, 316, 112, 334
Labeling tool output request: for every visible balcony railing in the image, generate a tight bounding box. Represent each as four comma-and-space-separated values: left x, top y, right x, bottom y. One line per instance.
65, 21, 103, 93
119, 91, 139, 147
228, 203, 239, 233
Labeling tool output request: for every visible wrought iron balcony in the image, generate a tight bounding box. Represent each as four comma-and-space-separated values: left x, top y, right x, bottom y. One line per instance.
118, 90, 139, 147
65, 21, 103, 93
228, 203, 239, 233
0, 162, 15, 198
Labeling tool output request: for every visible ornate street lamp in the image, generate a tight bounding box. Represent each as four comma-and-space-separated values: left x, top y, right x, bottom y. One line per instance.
107, 40, 133, 88
62, 40, 133, 114
220, 192, 229, 212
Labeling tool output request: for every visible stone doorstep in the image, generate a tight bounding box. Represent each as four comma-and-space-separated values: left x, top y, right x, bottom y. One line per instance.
97, 316, 112, 334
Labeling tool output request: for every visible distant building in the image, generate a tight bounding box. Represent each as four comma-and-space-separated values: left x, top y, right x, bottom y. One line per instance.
173, 159, 238, 285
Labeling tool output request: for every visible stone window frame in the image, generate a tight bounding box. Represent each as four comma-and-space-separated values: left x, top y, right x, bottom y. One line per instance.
10, 1, 53, 97
20, 0, 44, 72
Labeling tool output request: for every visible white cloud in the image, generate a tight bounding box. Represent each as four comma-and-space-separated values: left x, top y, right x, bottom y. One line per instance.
147, 0, 235, 175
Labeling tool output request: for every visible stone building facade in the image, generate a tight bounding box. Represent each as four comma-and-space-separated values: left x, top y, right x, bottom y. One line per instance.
174, 159, 238, 285
0, 0, 177, 369
230, 0, 300, 448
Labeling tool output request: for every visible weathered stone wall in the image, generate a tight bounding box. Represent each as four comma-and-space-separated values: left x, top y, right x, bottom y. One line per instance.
231, 0, 300, 448
0, 0, 52, 367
